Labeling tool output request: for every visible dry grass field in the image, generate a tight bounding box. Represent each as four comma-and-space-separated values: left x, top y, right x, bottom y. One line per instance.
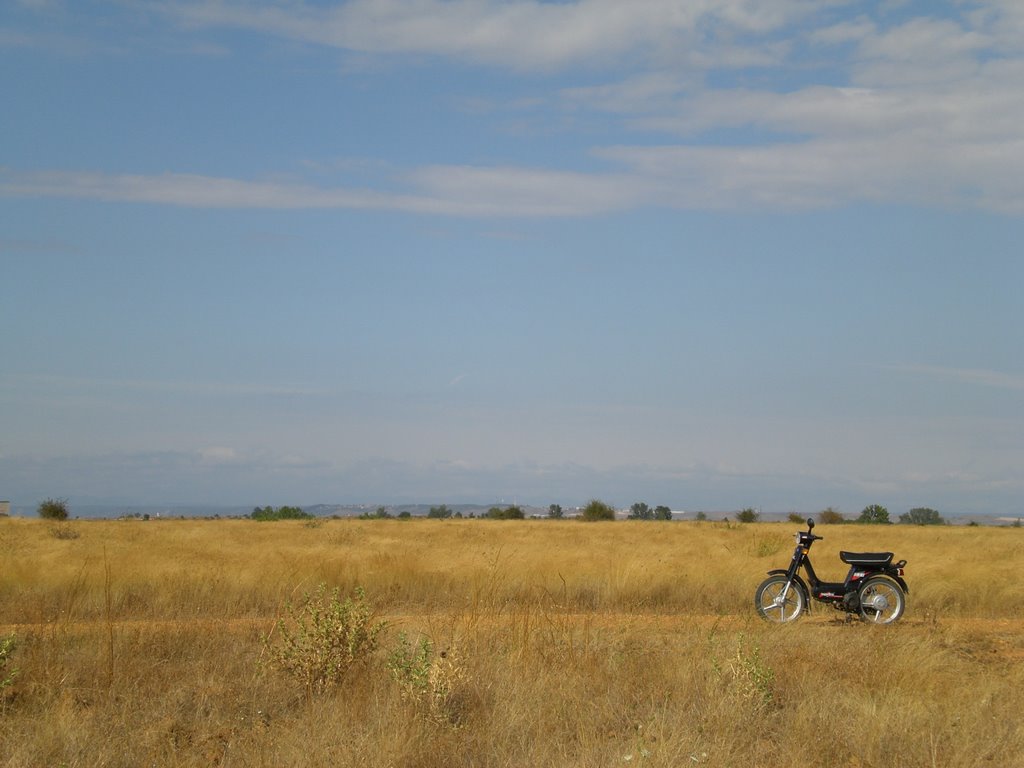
1, 517, 1022, 767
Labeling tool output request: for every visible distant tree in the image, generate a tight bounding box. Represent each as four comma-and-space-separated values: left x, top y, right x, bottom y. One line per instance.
581, 499, 616, 522
736, 508, 759, 523
654, 505, 672, 521
397, 510, 412, 519
547, 504, 564, 519
694, 511, 708, 522
787, 512, 805, 524
818, 507, 845, 525
427, 505, 453, 519
38, 497, 69, 521
251, 505, 311, 521
899, 507, 945, 525
857, 504, 891, 524
360, 506, 392, 520
628, 502, 653, 520
486, 505, 524, 520
251, 505, 272, 520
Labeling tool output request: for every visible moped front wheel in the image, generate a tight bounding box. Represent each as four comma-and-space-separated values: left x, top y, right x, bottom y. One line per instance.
755, 575, 805, 623
857, 577, 905, 624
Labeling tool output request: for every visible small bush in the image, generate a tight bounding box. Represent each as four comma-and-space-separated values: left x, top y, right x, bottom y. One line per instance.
752, 534, 785, 558
388, 633, 467, 725
263, 584, 387, 696
857, 504, 891, 524
713, 633, 775, 711
388, 632, 434, 700
251, 505, 312, 521
0, 634, 18, 692
581, 499, 616, 521
899, 507, 945, 525
818, 507, 845, 525
49, 523, 80, 540
37, 497, 69, 521
736, 508, 759, 523
486, 505, 524, 520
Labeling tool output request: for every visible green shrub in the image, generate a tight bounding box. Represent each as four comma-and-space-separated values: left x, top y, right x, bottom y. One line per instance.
0, 634, 18, 691
37, 497, 69, 521
251, 505, 312, 521
263, 585, 387, 696
736, 508, 759, 523
858, 504, 891, 524
581, 499, 616, 521
818, 507, 845, 525
486, 505, 524, 520
49, 523, 80, 540
388, 632, 466, 725
899, 507, 945, 525
388, 632, 434, 701
719, 633, 775, 711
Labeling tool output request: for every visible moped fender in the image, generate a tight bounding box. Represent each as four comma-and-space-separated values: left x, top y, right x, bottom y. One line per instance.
860, 569, 909, 595
885, 573, 910, 594
766, 569, 811, 610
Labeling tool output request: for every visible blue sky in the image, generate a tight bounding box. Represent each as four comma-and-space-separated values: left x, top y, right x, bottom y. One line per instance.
2, 0, 1022, 516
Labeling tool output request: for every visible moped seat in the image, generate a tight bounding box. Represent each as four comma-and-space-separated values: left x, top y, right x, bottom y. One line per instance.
840, 551, 894, 567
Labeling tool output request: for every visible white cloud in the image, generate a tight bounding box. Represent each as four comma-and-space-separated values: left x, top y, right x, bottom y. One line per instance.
158, 0, 823, 70
884, 364, 1024, 392
0, 165, 644, 217
199, 446, 238, 463
7, 2, 1024, 215
810, 17, 875, 45
6, 116, 1024, 215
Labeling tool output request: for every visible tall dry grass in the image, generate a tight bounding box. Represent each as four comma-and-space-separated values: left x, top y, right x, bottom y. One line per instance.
1, 517, 1022, 767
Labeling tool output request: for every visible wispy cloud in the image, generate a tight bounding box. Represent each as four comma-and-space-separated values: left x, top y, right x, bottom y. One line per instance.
0, 166, 643, 217
0, 372, 328, 398
884, 364, 1024, 392
6, 3, 1024, 215
5, 120, 1024, 216
156, 0, 819, 71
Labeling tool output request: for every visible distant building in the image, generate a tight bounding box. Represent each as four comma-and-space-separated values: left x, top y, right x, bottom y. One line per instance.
0, 501, 10, 517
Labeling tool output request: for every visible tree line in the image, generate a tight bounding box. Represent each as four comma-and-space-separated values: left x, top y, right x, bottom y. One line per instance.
31, 498, 955, 526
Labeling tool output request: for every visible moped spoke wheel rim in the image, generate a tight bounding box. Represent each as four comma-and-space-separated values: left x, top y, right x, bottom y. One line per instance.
758, 579, 803, 622
859, 580, 904, 624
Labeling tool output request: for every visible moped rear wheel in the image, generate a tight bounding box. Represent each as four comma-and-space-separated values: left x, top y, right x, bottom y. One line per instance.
755, 575, 805, 622
857, 577, 905, 624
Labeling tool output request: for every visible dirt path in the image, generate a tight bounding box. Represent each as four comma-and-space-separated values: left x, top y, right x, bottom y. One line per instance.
4, 612, 1022, 636
3, 613, 1022, 666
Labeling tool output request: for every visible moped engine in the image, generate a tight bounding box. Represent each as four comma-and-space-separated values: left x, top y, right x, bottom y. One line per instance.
842, 591, 860, 612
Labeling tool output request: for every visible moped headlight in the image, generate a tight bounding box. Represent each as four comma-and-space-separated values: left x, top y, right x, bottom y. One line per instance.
793, 532, 801, 544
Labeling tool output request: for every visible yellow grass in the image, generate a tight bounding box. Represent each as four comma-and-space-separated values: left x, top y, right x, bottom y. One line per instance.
1, 517, 1022, 767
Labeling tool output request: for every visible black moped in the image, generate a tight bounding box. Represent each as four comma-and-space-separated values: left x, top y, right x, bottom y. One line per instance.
755, 518, 909, 624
